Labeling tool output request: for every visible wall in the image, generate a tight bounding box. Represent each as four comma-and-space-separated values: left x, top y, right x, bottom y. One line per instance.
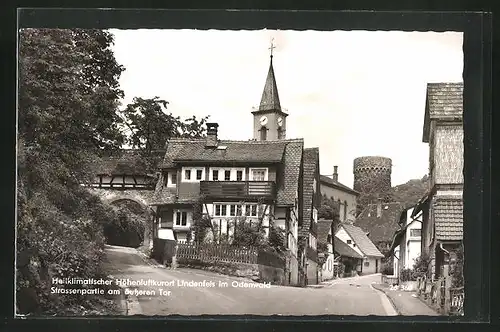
335, 227, 365, 257
405, 240, 421, 270
433, 125, 464, 185
393, 246, 400, 277
320, 184, 357, 223
362, 257, 379, 275
307, 259, 318, 284
253, 111, 286, 141
204, 203, 272, 238
321, 253, 335, 281
285, 253, 299, 286
177, 259, 285, 285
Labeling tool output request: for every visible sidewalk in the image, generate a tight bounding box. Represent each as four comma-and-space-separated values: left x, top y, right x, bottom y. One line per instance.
372, 283, 440, 316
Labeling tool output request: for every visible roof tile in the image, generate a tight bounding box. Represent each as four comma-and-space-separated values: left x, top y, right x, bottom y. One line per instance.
319, 175, 359, 196
276, 140, 304, 206
299, 148, 318, 238
161, 138, 287, 167
334, 236, 363, 259
317, 219, 333, 243
341, 223, 384, 258
434, 198, 463, 241
427, 82, 463, 119
354, 202, 405, 244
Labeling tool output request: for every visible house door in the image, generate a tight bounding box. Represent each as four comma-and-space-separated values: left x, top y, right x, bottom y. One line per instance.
251, 169, 266, 181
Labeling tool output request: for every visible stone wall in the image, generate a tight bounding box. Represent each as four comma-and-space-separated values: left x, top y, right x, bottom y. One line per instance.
353, 156, 392, 195
176, 259, 285, 285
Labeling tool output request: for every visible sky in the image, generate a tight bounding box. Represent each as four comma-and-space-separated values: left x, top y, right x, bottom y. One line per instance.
109, 29, 463, 187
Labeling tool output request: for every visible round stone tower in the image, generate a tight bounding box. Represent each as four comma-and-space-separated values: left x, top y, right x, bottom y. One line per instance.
353, 156, 392, 195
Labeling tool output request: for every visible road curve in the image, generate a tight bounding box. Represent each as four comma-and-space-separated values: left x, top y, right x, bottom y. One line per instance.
103, 245, 394, 316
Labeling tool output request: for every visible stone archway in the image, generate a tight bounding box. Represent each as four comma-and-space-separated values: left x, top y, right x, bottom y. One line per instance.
105, 198, 153, 248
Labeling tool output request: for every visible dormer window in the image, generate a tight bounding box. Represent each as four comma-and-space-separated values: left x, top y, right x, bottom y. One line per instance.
347, 239, 352, 244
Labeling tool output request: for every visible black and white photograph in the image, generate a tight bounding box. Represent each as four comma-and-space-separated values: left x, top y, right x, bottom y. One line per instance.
16, 26, 465, 317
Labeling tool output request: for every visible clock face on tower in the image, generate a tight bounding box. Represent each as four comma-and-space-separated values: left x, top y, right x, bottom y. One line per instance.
260, 116, 268, 126
277, 117, 283, 127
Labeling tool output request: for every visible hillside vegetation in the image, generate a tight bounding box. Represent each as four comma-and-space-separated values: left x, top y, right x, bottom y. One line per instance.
389, 175, 429, 209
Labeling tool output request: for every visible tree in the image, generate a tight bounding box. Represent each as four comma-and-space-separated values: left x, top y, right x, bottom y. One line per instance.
122, 97, 209, 167
17, 28, 127, 315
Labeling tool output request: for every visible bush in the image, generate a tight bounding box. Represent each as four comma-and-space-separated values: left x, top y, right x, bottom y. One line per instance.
334, 261, 345, 278
450, 243, 464, 288
16, 188, 114, 315
381, 260, 394, 275
231, 218, 267, 248
400, 268, 414, 282
412, 252, 431, 279
102, 203, 147, 248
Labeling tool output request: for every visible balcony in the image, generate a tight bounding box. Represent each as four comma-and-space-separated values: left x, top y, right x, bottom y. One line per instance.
200, 181, 276, 200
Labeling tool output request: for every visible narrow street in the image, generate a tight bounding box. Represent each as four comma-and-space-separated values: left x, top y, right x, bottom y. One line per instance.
103, 245, 396, 316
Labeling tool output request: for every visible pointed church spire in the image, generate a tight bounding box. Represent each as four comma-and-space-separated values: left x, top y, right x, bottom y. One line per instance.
258, 40, 281, 112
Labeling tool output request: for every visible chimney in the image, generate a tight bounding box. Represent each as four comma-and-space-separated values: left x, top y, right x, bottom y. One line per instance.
377, 198, 382, 218
332, 166, 338, 182
205, 123, 219, 148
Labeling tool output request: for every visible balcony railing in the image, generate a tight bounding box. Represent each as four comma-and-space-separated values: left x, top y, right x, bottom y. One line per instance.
199, 181, 276, 200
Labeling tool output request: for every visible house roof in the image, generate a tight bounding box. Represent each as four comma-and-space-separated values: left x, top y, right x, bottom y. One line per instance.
423, 82, 463, 142
354, 202, 405, 244
93, 149, 157, 176
154, 138, 304, 206
317, 219, 333, 243
319, 174, 359, 196
341, 223, 384, 258
161, 138, 287, 167
334, 236, 363, 259
299, 148, 319, 237
276, 140, 304, 206
434, 198, 463, 241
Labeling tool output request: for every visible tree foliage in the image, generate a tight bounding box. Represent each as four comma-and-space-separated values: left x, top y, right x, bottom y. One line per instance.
122, 97, 208, 152
17, 28, 126, 315
103, 201, 148, 248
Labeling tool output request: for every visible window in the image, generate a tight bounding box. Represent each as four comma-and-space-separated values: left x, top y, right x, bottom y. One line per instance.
224, 170, 231, 181
344, 201, 348, 221
347, 239, 352, 244
236, 170, 243, 181
171, 172, 177, 185
196, 169, 203, 180
260, 127, 267, 141
184, 169, 191, 180
410, 229, 422, 237
353, 243, 356, 247
214, 204, 222, 217
230, 205, 236, 216
221, 205, 227, 216
175, 211, 188, 226
327, 234, 332, 244
236, 205, 242, 216
251, 168, 266, 181
212, 170, 219, 181
249, 205, 258, 217
364, 261, 370, 267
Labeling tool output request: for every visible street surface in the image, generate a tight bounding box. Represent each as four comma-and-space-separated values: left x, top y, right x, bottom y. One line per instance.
103, 245, 396, 316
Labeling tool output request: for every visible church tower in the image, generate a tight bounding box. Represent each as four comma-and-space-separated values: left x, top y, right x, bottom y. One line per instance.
252, 42, 288, 141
